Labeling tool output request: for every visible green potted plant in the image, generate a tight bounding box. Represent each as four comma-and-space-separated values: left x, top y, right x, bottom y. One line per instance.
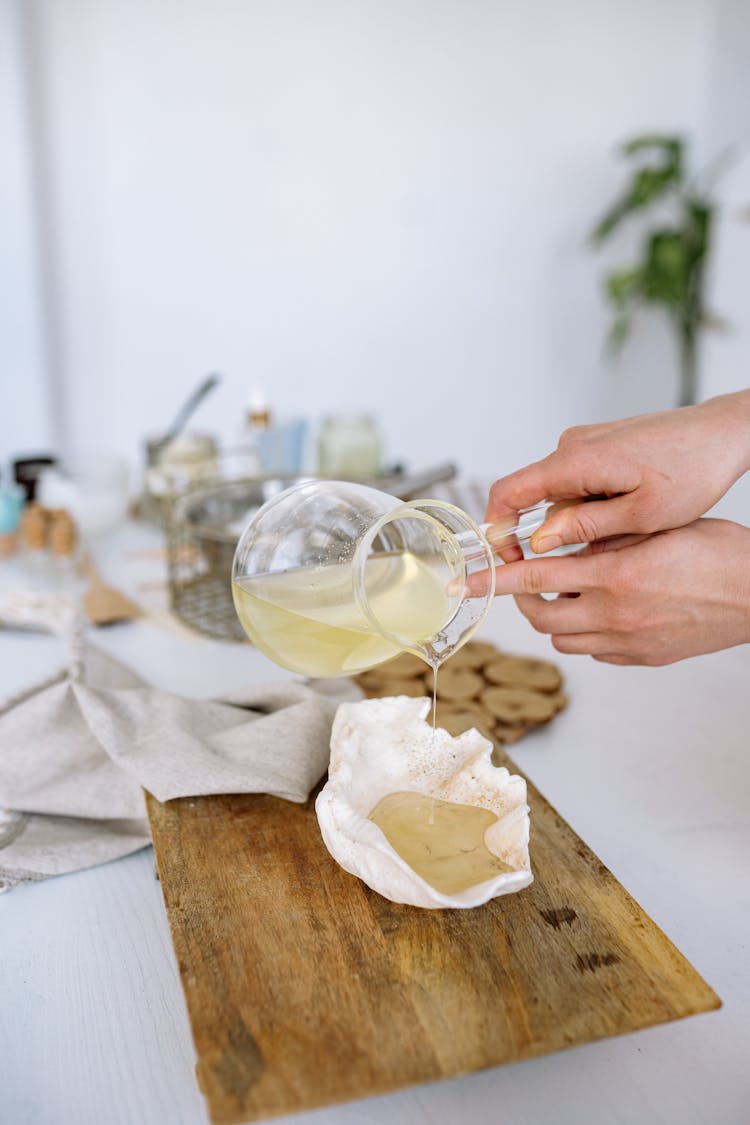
591, 134, 718, 407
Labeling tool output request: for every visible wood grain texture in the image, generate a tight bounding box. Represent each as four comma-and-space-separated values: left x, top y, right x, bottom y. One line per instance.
146, 754, 720, 1125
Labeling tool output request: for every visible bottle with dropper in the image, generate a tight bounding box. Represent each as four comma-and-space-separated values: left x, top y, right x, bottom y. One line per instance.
239, 388, 271, 477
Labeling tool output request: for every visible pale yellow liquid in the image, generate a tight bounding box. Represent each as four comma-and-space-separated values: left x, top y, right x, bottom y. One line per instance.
232, 553, 454, 678
369, 791, 512, 895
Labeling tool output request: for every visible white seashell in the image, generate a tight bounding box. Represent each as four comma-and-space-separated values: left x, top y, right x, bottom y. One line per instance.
315, 696, 532, 909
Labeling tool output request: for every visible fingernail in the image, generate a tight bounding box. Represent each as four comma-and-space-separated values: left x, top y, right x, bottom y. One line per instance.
485, 519, 514, 546
532, 534, 561, 554
446, 578, 469, 597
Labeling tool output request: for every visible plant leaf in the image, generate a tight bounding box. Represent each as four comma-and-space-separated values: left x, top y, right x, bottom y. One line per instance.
621, 134, 683, 170
605, 267, 644, 305
607, 313, 632, 354
591, 134, 685, 244
640, 230, 690, 309
684, 201, 711, 260
592, 167, 680, 242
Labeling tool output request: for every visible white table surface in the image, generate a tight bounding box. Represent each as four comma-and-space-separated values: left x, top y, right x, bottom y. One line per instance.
1, 507, 749, 1125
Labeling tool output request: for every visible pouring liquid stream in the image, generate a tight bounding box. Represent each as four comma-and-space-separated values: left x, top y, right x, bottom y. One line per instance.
429, 661, 440, 825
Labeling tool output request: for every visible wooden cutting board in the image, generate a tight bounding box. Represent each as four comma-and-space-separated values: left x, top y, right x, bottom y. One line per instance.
146, 754, 720, 1125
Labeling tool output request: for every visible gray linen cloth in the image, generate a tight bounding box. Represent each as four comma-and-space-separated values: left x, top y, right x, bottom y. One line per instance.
0, 639, 359, 891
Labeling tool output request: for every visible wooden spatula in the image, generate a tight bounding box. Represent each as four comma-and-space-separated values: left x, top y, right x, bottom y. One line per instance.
82, 553, 141, 626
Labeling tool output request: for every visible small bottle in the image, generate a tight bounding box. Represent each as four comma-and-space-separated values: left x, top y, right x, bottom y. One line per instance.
236, 389, 268, 477
48, 509, 81, 594
0, 478, 24, 557
19, 503, 50, 580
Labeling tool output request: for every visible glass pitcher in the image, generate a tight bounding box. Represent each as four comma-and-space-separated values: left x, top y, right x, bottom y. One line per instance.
231, 479, 562, 678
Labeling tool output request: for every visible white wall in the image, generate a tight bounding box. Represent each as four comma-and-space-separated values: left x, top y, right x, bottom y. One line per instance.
701, 0, 750, 405
5, 0, 747, 485
0, 0, 55, 454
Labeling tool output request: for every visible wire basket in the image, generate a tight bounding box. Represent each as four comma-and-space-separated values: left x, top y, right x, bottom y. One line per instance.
166, 466, 459, 641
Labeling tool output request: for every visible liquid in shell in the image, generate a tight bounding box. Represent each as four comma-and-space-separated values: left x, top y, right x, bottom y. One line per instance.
369, 791, 512, 895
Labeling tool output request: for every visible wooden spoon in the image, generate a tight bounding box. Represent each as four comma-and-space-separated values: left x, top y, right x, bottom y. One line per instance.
82, 553, 141, 626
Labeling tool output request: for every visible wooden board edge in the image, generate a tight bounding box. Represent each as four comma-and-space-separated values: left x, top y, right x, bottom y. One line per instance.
503, 753, 722, 1015
201, 1000, 724, 1125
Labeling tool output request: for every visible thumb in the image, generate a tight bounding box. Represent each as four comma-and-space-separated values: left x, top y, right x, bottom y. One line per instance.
529, 495, 637, 552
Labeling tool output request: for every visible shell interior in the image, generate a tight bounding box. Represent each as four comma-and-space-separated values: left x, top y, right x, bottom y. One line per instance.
315, 696, 533, 909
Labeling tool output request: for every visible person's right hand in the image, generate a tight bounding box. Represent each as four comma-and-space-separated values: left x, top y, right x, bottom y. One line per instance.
485, 390, 750, 555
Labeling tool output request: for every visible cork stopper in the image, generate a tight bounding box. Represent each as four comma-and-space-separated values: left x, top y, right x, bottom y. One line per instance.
20, 503, 48, 552
0, 531, 18, 558
248, 406, 271, 430
49, 510, 77, 557
247, 387, 270, 431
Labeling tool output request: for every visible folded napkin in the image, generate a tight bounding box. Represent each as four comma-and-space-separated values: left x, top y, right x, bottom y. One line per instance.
0, 634, 360, 891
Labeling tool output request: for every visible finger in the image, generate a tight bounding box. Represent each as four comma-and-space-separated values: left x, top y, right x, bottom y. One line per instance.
550, 632, 618, 656
485, 460, 555, 522
495, 542, 525, 564
529, 496, 650, 553
483, 555, 601, 597
483, 524, 524, 564
593, 653, 635, 665
510, 592, 546, 628
514, 592, 599, 635
485, 449, 636, 523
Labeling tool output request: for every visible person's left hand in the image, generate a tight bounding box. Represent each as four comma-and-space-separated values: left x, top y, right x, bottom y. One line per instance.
486, 518, 750, 665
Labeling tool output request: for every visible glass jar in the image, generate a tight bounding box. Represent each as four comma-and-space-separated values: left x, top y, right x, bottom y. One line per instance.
317, 415, 381, 477
232, 479, 496, 677
231, 481, 577, 677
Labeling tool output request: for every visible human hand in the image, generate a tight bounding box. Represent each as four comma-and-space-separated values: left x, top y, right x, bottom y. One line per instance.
485, 391, 750, 555
487, 518, 750, 665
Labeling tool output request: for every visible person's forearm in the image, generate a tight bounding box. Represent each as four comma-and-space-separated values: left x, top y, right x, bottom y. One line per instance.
700, 389, 750, 481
